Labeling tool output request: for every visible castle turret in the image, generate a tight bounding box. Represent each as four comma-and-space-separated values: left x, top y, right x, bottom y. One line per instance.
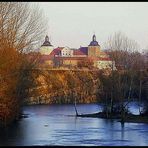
40, 35, 54, 55
88, 34, 100, 57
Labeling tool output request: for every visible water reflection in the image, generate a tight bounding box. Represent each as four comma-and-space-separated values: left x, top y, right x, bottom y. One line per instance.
0, 103, 148, 146
121, 122, 125, 140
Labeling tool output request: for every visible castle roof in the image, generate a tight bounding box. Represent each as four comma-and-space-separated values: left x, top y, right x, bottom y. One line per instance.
41, 35, 53, 47
79, 47, 88, 55
73, 47, 88, 55
49, 47, 64, 56
89, 34, 100, 46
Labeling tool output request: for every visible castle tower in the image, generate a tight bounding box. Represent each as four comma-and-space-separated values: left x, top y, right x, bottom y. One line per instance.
88, 34, 100, 57
40, 35, 54, 55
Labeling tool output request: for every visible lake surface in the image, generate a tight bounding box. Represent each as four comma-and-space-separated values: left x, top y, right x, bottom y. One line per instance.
0, 103, 148, 146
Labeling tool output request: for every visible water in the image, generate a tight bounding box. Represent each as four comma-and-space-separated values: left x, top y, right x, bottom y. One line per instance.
0, 103, 148, 146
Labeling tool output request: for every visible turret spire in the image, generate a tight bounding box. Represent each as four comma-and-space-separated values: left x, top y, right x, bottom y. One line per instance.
41, 35, 52, 47
93, 34, 96, 41
89, 34, 99, 46
45, 35, 49, 42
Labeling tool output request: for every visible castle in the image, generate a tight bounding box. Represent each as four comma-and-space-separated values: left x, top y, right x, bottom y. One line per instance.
38, 34, 116, 70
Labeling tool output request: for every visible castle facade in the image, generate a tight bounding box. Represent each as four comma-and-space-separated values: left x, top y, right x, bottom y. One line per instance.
38, 35, 116, 70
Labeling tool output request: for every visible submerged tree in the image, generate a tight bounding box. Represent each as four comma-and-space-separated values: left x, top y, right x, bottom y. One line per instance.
100, 31, 142, 121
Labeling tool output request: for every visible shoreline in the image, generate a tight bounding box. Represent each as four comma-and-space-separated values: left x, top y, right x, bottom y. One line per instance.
76, 112, 148, 124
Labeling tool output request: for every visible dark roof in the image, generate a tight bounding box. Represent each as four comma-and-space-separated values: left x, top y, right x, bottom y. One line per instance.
89, 34, 100, 46
41, 41, 52, 46
73, 48, 87, 55
41, 35, 53, 47
79, 47, 88, 55
89, 40, 99, 46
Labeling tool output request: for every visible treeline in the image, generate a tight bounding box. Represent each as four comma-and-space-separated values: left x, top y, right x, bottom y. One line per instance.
99, 69, 147, 115
0, 2, 46, 126
24, 69, 101, 104
100, 32, 148, 118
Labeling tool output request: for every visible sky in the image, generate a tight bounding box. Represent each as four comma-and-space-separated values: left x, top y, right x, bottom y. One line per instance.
36, 2, 148, 51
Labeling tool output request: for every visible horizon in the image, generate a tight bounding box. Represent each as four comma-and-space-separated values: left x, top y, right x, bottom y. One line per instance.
35, 2, 148, 52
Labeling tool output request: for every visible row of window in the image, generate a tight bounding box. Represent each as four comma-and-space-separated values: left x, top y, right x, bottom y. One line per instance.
63, 53, 71, 55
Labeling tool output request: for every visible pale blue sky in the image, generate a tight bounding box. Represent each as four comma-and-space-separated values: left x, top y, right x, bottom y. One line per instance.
36, 2, 148, 50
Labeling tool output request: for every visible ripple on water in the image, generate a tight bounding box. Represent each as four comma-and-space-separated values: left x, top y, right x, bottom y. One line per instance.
0, 104, 148, 146
74, 138, 131, 146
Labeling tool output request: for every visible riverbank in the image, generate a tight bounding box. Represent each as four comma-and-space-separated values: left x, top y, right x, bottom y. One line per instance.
77, 112, 148, 124
123, 114, 148, 123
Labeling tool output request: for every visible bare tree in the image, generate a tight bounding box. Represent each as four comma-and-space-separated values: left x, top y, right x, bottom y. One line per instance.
0, 2, 47, 52
0, 2, 47, 125
103, 31, 142, 121
105, 31, 140, 69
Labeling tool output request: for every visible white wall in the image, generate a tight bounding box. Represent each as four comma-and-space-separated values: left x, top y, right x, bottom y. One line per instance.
40, 46, 54, 55
61, 47, 73, 57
